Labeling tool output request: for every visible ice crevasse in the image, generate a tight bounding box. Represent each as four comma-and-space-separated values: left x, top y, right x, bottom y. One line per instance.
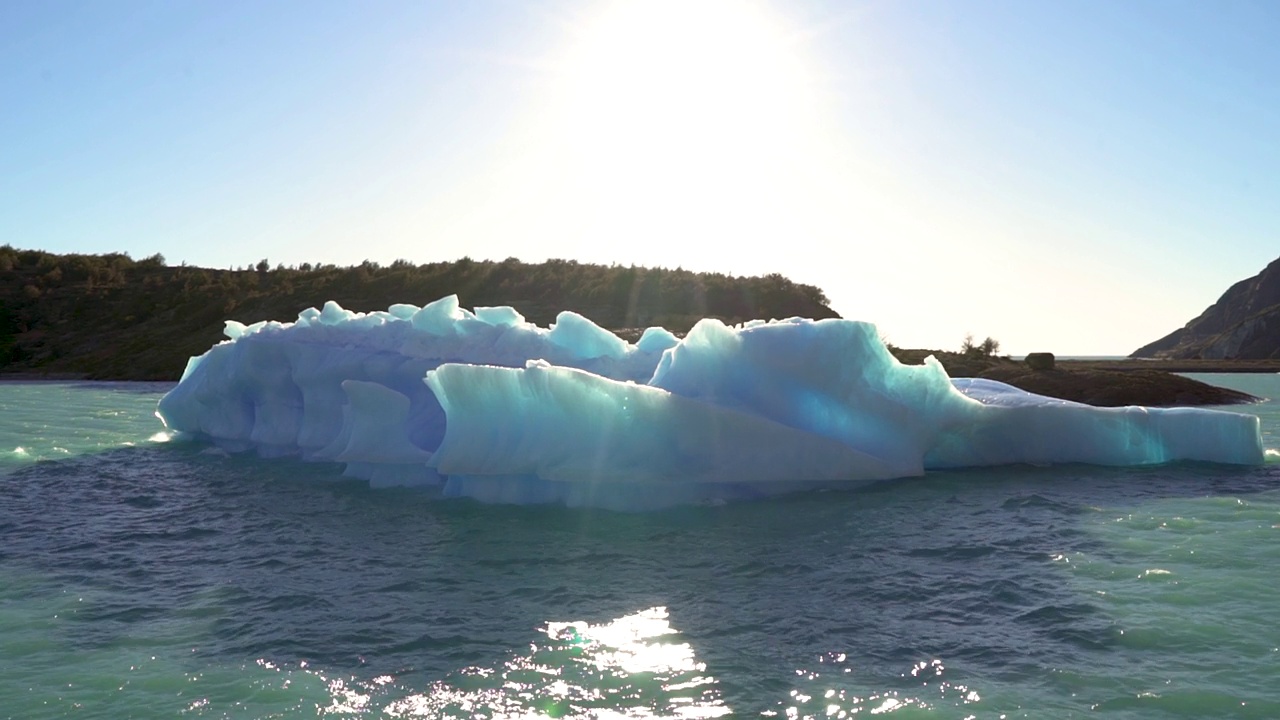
156, 295, 1265, 509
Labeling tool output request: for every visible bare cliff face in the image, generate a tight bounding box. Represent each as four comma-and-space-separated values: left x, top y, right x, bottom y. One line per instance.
1132, 256, 1280, 359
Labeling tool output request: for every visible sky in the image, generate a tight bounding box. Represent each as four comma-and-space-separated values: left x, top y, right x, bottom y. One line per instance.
2, 0, 1278, 355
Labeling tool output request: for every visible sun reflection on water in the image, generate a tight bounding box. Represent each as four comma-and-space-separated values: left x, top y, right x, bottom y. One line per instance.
266, 619, 991, 718
384, 607, 729, 719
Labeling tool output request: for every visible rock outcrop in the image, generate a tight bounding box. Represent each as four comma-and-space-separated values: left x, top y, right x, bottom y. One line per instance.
1132, 256, 1280, 359
1024, 352, 1055, 371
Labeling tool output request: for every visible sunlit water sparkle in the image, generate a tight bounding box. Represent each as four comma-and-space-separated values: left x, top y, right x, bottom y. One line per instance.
1, 374, 1278, 719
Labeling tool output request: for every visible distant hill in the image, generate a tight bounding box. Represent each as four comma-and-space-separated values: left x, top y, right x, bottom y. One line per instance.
1132, 256, 1280, 359
0, 246, 838, 380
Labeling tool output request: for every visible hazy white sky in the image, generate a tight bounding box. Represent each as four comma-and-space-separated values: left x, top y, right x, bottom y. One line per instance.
3, 0, 1277, 354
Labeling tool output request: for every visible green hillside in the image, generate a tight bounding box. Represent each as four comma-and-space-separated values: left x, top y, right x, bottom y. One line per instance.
0, 246, 838, 380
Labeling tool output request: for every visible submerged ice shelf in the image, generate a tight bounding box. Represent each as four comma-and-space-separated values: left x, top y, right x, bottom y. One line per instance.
156, 296, 1265, 509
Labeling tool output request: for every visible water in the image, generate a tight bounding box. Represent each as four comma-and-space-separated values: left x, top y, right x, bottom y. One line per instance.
1, 376, 1278, 719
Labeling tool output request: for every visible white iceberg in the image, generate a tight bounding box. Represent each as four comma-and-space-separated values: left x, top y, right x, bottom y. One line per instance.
156, 297, 1264, 509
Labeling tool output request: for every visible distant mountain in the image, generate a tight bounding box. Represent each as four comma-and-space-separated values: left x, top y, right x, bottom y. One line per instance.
1131, 256, 1280, 359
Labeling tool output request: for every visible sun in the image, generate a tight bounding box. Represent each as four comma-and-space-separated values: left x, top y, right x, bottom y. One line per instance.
531, 0, 842, 269
431, 0, 871, 279
554, 0, 815, 156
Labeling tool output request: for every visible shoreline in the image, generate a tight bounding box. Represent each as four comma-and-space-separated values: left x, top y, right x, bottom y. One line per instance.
0, 371, 92, 381
891, 349, 1265, 407
1059, 358, 1280, 374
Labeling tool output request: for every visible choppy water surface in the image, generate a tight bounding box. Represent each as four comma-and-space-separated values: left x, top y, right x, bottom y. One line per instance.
1, 376, 1278, 719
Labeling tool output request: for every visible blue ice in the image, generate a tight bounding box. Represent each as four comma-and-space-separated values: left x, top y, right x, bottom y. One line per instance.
156, 296, 1264, 509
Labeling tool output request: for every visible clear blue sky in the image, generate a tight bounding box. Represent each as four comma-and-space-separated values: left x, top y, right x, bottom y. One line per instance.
3, 0, 1277, 354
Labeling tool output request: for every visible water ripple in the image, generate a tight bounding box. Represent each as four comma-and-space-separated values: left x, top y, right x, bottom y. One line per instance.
1, 393, 1279, 717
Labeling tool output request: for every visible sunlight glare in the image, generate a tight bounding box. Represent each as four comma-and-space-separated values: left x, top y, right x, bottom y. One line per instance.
536, 0, 845, 270
431, 0, 927, 338
381, 607, 730, 718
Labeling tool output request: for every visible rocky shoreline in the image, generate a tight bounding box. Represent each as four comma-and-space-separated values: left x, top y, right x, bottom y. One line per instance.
975, 365, 1259, 407
1059, 358, 1280, 374
892, 350, 1264, 407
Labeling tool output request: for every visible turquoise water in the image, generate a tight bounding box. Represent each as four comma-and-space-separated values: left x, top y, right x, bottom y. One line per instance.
1, 376, 1278, 719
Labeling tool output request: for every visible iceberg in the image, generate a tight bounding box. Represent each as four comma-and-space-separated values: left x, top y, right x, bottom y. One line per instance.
156, 297, 1265, 509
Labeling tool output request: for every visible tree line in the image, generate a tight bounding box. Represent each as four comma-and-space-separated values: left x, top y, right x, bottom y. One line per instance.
0, 246, 838, 380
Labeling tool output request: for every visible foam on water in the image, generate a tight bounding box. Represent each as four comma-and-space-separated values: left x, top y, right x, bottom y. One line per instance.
0, 381, 175, 468
157, 299, 1265, 509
